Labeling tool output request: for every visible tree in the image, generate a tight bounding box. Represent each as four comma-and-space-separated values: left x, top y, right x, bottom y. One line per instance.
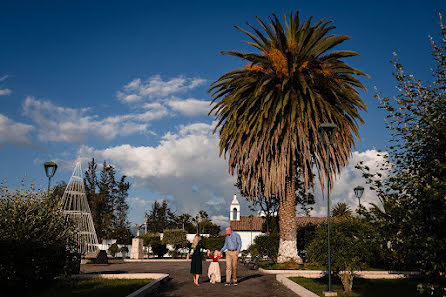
209, 12, 367, 262
307, 217, 377, 293
331, 202, 352, 218
357, 16, 446, 296
84, 158, 131, 241
162, 229, 189, 258
145, 200, 177, 233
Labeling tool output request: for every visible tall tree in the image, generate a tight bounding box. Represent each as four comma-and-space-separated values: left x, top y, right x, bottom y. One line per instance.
210, 12, 367, 262
358, 17, 446, 296
84, 158, 131, 242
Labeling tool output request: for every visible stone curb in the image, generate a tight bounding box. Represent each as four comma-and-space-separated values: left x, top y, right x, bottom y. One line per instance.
71, 273, 169, 297
260, 268, 420, 279
276, 274, 319, 297
126, 274, 169, 297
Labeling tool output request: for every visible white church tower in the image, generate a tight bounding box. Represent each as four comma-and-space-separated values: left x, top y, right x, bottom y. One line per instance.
230, 194, 240, 221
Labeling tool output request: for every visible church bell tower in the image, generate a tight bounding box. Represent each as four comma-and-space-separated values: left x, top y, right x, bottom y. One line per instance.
230, 194, 240, 221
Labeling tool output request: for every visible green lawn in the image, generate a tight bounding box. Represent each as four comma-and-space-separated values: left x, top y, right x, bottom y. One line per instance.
28, 278, 154, 297
289, 276, 421, 297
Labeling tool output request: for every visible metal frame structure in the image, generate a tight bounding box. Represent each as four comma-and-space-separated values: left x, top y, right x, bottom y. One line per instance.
61, 161, 99, 255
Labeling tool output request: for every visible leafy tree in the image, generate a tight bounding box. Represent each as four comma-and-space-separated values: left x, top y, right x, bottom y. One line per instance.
247, 233, 280, 262
331, 202, 352, 218
84, 158, 131, 241
357, 16, 446, 296
162, 229, 188, 258
119, 246, 129, 258
307, 217, 377, 293
209, 12, 367, 263
145, 200, 177, 233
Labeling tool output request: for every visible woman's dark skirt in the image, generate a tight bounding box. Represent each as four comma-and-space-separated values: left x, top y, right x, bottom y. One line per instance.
190, 254, 202, 274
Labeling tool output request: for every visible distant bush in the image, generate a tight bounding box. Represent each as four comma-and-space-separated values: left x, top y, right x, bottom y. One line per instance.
248, 232, 279, 262
150, 239, 168, 258
140, 234, 160, 247
202, 235, 226, 253
162, 229, 188, 249
0, 183, 78, 290
119, 246, 129, 258
108, 243, 119, 257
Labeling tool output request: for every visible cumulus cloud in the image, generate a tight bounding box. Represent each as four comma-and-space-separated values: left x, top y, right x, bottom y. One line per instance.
211, 215, 230, 227
77, 121, 237, 221
166, 98, 212, 116
309, 150, 386, 217
117, 75, 206, 103
0, 113, 34, 147
22, 97, 167, 143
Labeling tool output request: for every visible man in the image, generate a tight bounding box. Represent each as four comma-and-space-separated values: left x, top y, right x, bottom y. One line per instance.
220, 227, 242, 286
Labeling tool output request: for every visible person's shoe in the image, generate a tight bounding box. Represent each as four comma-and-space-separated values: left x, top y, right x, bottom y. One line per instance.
233, 281, 238, 286
225, 282, 231, 286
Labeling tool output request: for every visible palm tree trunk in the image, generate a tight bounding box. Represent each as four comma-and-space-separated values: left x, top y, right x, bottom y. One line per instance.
277, 165, 303, 264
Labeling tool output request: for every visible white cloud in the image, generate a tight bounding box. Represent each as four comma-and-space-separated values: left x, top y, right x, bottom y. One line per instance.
118, 75, 206, 102
0, 74, 11, 96
0, 113, 34, 146
309, 149, 386, 217
22, 97, 167, 143
77, 121, 237, 221
0, 88, 11, 96
211, 215, 230, 227
166, 98, 212, 116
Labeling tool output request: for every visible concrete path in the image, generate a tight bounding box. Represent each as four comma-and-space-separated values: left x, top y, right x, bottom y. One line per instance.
81, 259, 299, 297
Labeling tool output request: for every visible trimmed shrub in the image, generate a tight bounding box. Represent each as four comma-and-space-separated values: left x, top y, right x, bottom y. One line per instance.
162, 229, 188, 249
108, 243, 119, 257
119, 246, 129, 258
150, 239, 168, 258
0, 183, 77, 289
246, 232, 279, 261
202, 235, 226, 253
140, 234, 160, 247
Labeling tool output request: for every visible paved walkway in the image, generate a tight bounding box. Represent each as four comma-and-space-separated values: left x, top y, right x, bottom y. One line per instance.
81, 259, 298, 297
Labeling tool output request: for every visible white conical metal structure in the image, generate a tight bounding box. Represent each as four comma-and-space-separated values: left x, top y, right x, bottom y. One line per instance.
61, 161, 99, 255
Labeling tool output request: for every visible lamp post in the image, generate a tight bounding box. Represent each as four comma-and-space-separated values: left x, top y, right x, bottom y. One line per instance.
354, 186, 364, 217
44, 161, 58, 196
319, 123, 337, 296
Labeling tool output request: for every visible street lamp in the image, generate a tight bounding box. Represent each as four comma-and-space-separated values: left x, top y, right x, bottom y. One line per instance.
318, 123, 337, 296
354, 186, 364, 217
44, 161, 58, 196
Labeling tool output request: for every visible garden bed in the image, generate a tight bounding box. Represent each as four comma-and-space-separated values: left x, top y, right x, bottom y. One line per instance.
289, 276, 421, 297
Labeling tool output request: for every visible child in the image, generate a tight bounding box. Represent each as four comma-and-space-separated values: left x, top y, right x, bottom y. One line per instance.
208, 250, 222, 284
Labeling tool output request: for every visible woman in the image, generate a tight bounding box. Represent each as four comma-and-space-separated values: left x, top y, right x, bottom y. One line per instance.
186, 235, 210, 286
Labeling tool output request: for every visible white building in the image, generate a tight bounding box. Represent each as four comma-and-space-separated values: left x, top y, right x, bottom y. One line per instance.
229, 194, 327, 251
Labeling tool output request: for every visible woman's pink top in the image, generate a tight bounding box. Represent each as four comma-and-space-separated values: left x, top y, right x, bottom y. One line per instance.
209, 255, 222, 262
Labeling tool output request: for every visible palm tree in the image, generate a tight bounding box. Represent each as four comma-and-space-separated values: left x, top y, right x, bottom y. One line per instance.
332, 202, 352, 218
209, 12, 367, 263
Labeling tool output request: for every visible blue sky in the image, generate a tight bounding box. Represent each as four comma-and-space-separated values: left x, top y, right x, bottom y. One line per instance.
0, 0, 444, 227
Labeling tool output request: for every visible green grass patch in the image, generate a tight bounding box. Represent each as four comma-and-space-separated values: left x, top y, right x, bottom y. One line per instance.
28, 278, 154, 297
289, 276, 421, 297
258, 261, 326, 270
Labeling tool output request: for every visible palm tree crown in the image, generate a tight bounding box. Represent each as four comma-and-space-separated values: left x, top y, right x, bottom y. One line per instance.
209, 12, 368, 199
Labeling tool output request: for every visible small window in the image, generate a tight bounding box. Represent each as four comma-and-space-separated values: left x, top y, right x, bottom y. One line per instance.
233, 208, 238, 220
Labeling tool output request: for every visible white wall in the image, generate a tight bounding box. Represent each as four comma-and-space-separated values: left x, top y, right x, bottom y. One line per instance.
235, 231, 264, 251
